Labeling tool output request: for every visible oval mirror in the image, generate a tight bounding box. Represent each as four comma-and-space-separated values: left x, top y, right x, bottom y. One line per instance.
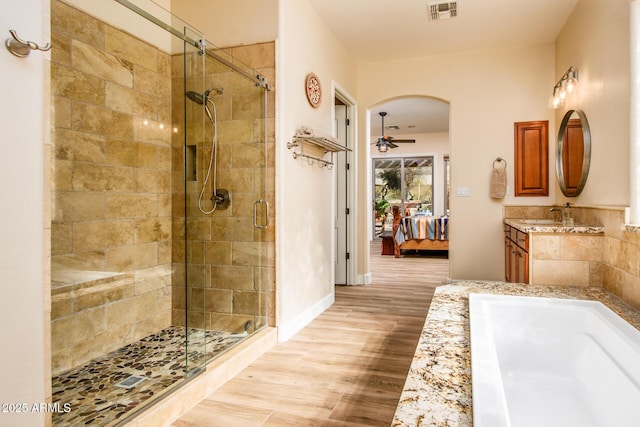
556, 109, 591, 197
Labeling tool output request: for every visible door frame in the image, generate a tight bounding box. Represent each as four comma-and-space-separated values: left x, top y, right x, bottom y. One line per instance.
332, 82, 357, 286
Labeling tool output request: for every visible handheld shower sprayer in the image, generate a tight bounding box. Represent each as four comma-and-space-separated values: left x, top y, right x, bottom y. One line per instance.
185, 87, 224, 104
185, 87, 223, 122
185, 90, 204, 105
185, 86, 228, 214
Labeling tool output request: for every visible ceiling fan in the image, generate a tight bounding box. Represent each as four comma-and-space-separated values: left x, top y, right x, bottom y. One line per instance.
373, 112, 416, 152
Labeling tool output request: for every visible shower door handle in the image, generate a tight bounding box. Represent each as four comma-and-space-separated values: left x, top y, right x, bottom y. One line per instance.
253, 199, 269, 229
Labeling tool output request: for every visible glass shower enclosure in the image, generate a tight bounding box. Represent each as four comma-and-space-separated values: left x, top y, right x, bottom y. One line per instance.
49, 0, 272, 424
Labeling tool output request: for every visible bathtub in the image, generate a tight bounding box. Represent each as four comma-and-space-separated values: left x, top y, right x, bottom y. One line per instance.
469, 293, 640, 427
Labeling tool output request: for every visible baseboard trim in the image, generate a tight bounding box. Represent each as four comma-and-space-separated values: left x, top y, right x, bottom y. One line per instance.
277, 292, 335, 342
358, 273, 372, 285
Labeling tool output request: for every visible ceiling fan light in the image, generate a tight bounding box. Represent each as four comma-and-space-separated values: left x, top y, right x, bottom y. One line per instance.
378, 143, 388, 153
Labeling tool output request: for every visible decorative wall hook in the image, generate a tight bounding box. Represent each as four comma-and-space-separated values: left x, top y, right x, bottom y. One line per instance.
5, 29, 51, 58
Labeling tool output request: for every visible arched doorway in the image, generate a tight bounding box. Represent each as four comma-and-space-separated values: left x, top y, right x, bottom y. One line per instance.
367, 96, 450, 264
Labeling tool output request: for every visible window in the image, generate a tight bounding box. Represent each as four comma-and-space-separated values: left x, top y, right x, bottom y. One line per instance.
372, 156, 434, 237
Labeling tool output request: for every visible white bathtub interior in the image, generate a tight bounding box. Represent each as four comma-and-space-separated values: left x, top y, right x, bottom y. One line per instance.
469, 293, 640, 427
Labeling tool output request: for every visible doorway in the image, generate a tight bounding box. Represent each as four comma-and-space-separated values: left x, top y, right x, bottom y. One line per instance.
367, 96, 450, 257
334, 90, 356, 285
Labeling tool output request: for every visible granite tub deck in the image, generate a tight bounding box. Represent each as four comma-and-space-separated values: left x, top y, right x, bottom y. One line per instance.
391, 281, 640, 427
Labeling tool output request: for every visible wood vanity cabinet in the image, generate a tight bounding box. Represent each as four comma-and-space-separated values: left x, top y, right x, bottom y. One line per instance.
504, 224, 529, 283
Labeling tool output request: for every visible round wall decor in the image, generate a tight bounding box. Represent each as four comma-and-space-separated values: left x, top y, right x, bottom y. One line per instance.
305, 73, 322, 108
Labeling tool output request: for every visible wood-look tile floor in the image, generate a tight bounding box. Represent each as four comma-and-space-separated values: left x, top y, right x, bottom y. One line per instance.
172, 242, 449, 427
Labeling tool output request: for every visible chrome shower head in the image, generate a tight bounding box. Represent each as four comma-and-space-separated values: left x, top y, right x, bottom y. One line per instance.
185, 90, 216, 122
186, 90, 205, 105
185, 86, 224, 105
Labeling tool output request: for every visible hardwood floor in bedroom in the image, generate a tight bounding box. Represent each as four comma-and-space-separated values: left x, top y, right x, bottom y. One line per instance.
171, 241, 449, 427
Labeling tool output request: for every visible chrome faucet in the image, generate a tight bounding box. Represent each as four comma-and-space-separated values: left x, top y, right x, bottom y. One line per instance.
549, 207, 562, 222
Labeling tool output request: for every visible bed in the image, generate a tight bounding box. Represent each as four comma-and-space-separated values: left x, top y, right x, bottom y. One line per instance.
392, 206, 449, 257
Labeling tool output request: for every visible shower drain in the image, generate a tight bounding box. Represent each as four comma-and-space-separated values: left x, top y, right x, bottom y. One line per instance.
114, 375, 147, 389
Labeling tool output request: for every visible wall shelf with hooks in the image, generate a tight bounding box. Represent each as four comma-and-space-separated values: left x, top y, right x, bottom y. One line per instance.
286, 135, 351, 169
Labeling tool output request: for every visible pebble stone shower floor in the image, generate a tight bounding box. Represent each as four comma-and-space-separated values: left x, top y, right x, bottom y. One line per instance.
51, 326, 244, 426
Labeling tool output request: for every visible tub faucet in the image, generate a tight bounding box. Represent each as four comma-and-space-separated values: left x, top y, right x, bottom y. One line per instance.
549, 207, 562, 222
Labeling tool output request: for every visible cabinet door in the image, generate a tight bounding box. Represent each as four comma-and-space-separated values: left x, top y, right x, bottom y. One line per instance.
509, 240, 518, 283
514, 120, 549, 196
505, 237, 512, 282
515, 246, 529, 283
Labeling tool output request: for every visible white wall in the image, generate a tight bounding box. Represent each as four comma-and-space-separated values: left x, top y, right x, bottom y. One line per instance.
276, 0, 357, 340
0, 1, 49, 425
358, 45, 556, 281
554, 0, 630, 206
171, 0, 278, 47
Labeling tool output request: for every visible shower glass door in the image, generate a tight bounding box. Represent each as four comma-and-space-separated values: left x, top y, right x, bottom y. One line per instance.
179, 26, 208, 376
118, 0, 272, 377
195, 45, 271, 345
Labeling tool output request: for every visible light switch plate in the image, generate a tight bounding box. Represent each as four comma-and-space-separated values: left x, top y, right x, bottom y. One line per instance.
456, 187, 470, 197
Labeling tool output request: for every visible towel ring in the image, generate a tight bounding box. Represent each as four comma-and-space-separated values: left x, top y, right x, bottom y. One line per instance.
493, 157, 507, 169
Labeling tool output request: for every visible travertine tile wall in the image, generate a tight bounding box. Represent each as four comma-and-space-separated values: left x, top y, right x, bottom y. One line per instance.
170, 43, 276, 333
529, 233, 603, 287
50, 0, 173, 374
505, 205, 640, 309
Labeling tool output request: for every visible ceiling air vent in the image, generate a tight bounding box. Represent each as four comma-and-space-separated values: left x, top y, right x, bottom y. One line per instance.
427, 1, 457, 21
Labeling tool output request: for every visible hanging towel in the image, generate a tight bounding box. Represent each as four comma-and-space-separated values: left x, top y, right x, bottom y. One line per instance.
490, 167, 507, 199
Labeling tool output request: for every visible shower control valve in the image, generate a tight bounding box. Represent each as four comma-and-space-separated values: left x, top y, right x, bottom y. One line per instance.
211, 189, 230, 210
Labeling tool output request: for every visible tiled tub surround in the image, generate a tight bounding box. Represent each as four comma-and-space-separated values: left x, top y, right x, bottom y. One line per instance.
504, 205, 640, 310
52, 326, 245, 427
504, 218, 604, 287
391, 281, 640, 426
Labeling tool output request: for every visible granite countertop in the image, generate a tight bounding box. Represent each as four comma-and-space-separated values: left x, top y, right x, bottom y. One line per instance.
504, 218, 604, 234
391, 281, 640, 427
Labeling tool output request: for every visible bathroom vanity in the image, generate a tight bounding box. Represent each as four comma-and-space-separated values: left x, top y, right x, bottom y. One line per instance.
504, 221, 529, 283
503, 219, 604, 286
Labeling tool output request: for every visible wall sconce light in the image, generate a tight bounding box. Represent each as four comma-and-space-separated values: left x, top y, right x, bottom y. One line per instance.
549, 66, 579, 109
